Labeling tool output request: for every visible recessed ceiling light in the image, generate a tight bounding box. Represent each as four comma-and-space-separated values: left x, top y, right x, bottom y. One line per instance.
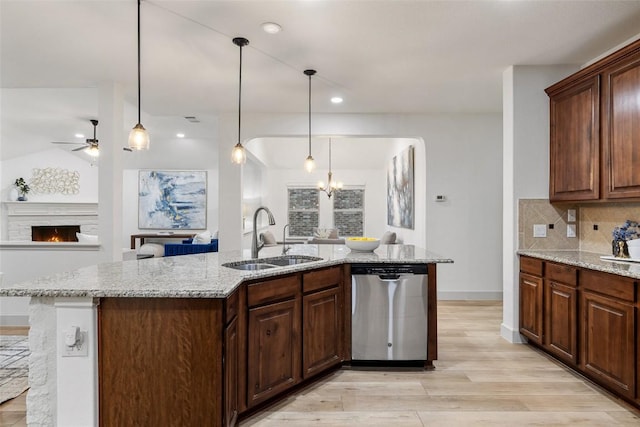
331, 97, 343, 104
262, 22, 282, 34
176, 133, 185, 138
75, 133, 85, 138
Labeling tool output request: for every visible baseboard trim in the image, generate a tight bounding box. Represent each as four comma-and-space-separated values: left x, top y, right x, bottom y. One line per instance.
501, 323, 526, 344
0, 315, 29, 327
437, 291, 503, 300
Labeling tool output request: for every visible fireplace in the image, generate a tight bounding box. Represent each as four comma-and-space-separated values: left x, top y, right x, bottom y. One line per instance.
32, 225, 81, 242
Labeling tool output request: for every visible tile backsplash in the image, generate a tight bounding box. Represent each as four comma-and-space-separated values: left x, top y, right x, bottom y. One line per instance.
519, 199, 640, 254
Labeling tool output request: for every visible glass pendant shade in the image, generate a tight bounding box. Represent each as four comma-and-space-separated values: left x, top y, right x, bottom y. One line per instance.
305, 155, 315, 173
231, 142, 247, 164
128, 123, 150, 150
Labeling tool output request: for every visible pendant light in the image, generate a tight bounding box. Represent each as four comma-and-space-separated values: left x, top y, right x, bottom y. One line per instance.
128, 0, 150, 151
318, 138, 343, 198
231, 37, 249, 165
304, 69, 316, 173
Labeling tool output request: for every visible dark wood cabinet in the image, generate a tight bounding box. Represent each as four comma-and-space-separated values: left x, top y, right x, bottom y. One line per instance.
224, 289, 240, 427
602, 53, 640, 199
302, 267, 343, 378
546, 38, 640, 202
580, 270, 636, 398
246, 275, 301, 408
520, 255, 639, 407
548, 76, 600, 202
224, 316, 239, 427
543, 263, 577, 365
519, 272, 543, 344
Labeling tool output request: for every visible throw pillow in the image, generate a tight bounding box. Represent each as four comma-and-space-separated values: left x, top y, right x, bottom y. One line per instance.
260, 231, 277, 246
381, 231, 397, 244
192, 230, 212, 244
138, 243, 164, 257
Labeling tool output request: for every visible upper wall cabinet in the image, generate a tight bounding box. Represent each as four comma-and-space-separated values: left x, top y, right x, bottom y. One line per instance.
546, 38, 640, 203
602, 54, 640, 199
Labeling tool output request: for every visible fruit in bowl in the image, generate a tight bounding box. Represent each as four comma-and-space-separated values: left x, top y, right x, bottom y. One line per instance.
346, 237, 380, 252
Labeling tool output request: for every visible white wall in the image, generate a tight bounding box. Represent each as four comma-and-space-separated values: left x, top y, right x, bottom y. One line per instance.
502, 65, 578, 342
1, 148, 99, 203
218, 112, 503, 299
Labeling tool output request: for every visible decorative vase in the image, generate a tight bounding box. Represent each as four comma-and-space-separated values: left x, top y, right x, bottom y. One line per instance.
8, 188, 18, 201
17, 194, 27, 202
612, 239, 629, 258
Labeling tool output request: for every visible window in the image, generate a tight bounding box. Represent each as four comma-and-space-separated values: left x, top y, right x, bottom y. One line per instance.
333, 188, 364, 237
287, 187, 319, 237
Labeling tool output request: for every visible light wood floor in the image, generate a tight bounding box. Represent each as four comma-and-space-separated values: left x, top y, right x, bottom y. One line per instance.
2, 302, 639, 426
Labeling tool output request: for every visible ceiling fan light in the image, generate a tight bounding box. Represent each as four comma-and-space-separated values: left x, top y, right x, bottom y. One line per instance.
231, 142, 247, 164
86, 145, 100, 157
128, 123, 150, 150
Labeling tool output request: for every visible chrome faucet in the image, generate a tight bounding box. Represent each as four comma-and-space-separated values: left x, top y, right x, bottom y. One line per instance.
251, 206, 276, 258
282, 224, 290, 255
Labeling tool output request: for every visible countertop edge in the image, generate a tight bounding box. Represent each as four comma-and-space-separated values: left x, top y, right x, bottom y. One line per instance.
0, 246, 453, 299
518, 249, 640, 280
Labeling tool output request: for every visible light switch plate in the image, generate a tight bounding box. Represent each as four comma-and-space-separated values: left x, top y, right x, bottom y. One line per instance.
567, 209, 576, 223
567, 224, 577, 238
61, 330, 88, 357
533, 224, 547, 238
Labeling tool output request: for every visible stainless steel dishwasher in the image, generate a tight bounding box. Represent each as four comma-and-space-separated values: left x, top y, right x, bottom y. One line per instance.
351, 263, 428, 362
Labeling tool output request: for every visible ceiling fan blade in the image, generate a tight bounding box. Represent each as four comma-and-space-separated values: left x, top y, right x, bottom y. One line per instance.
51, 141, 83, 145
123, 147, 133, 152
72, 146, 88, 152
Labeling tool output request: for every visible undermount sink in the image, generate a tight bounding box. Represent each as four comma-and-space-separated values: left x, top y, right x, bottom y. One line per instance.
229, 262, 277, 271
222, 255, 322, 271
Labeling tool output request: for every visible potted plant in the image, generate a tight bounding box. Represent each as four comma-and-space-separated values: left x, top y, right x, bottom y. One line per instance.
14, 177, 30, 201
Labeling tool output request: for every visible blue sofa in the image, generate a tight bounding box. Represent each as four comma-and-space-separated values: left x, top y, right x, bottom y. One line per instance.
164, 239, 219, 257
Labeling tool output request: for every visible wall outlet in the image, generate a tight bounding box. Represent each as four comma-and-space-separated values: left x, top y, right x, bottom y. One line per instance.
533, 224, 547, 238
567, 209, 577, 223
567, 224, 577, 238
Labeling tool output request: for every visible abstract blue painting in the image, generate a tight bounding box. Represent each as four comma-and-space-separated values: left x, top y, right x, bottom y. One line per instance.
138, 170, 207, 229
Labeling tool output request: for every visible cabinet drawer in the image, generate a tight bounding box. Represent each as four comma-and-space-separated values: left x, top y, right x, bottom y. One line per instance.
520, 256, 543, 276
247, 275, 300, 307
579, 269, 635, 302
546, 262, 577, 286
303, 266, 342, 294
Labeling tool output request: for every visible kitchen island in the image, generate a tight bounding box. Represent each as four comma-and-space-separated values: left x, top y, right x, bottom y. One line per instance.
0, 244, 452, 426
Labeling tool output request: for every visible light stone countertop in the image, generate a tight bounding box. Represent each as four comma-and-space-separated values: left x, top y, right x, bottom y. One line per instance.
0, 244, 452, 298
518, 249, 640, 280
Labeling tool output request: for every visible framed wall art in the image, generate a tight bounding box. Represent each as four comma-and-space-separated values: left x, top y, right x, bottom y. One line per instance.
138, 170, 207, 230
387, 145, 414, 229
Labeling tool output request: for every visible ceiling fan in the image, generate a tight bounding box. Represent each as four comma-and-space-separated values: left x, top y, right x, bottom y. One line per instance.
51, 119, 100, 157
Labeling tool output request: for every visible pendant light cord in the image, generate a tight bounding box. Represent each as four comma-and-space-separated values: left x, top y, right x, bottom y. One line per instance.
329, 138, 332, 173
308, 73, 311, 156
137, 0, 142, 124
238, 42, 242, 144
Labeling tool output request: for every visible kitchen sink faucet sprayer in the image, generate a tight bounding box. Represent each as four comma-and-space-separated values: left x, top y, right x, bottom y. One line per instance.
282, 224, 290, 255
252, 206, 276, 258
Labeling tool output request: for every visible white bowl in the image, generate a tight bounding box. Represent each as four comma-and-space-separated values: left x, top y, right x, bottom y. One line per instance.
345, 237, 380, 252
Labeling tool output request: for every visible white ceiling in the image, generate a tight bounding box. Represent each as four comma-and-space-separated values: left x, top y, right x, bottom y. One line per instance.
2, 0, 640, 161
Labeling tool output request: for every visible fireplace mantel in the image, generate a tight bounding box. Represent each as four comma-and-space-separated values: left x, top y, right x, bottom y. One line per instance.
3, 202, 98, 216
2, 202, 99, 241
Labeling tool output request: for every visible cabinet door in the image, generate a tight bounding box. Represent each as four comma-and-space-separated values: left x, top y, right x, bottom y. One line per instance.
303, 286, 342, 378
519, 272, 543, 344
581, 291, 635, 398
544, 281, 577, 365
224, 316, 238, 427
602, 55, 640, 199
548, 76, 600, 201
247, 298, 301, 408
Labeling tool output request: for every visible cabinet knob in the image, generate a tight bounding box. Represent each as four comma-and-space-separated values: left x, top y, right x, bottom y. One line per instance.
266, 329, 271, 336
